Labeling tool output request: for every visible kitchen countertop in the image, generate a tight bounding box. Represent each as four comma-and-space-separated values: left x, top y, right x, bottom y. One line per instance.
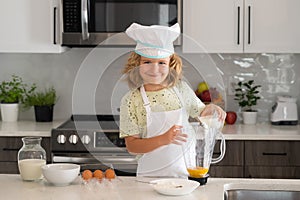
222, 123, 300, 140
0, 120, 299, 140
0, 120, 64, 137
1, 174, 300, 200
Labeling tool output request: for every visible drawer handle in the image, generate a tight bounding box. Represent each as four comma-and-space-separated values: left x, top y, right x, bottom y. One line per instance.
2, 148, 19, 152
262, 152, 287, 156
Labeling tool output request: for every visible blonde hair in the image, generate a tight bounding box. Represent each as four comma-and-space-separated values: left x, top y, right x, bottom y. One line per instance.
123, 52, 183, 89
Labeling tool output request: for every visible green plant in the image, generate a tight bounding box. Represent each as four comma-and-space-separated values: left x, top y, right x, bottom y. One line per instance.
23, 87, 58, 108
0, 75, 36, 103
234, 80, 261, 111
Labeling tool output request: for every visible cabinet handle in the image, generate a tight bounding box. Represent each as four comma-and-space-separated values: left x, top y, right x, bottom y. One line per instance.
2, 148, 19, 152
237, 6, 240, 45
53, 7, 57, 45
247, 6, 251, 44
81, 0, 90, 40
262, 152, 287, 156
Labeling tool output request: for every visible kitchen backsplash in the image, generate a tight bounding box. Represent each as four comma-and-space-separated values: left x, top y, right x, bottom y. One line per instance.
0, 49, 299, 124
211, 53, 300, 123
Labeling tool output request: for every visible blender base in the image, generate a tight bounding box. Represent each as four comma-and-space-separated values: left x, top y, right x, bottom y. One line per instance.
188, 174, 209, 185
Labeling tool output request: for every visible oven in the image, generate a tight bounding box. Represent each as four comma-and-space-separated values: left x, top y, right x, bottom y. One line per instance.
51, 115, 137, 176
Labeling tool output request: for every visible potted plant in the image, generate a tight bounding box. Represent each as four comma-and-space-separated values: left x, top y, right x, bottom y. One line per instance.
0, 75, 36, 122
23, 87, 58, 122
234, 80, 261, 124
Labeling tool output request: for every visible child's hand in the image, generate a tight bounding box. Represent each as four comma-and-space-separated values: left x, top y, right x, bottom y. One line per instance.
161, 125, 187, 145
200, 104, 226, 122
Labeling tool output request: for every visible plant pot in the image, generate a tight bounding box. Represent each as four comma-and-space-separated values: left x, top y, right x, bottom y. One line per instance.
0, 103, 19, 122
242, 111, 257, 125
34, 105, 54, 122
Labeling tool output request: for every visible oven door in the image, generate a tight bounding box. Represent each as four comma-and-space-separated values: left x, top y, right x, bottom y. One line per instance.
52, 152, 137, 176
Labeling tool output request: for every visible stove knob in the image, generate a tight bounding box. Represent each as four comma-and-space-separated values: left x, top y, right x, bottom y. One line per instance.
81, 135, 91, 145
69, 135, 78, 144
57, 135, 66, 144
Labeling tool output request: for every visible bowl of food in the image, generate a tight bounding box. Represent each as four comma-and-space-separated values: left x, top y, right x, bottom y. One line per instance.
42, 163, 80, 186
150, 178, 200, 196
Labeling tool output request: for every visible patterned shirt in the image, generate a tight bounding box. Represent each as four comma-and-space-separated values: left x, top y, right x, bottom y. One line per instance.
119, 81, 205, 138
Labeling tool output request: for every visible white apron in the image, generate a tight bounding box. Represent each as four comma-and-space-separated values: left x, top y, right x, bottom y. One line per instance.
137, 85, 195, 178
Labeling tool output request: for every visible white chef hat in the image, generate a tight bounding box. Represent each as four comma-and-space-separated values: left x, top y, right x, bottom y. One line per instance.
125, 23, 180, 59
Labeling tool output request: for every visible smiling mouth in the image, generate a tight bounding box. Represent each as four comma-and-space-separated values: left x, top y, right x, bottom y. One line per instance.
147, 74, 160, 77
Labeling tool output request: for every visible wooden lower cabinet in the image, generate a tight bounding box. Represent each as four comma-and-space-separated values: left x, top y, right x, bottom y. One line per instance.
210, 140, 300, 179
209, 140, 244, 178
210, 166, 243, 178
1, 137, 299, 179
0, 137, 51, 174
244, 141, 300, 179
245, 166, 300, 179
0, 162, 20, 174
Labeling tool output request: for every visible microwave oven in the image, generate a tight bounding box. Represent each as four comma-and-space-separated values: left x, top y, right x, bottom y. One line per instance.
59, 0, 182, 47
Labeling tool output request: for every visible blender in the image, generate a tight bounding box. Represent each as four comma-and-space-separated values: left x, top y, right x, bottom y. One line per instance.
271, 95, 298, 125
182, 115, 226, 185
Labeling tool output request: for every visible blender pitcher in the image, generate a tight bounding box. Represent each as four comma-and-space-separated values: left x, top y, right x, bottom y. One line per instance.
182, 115, 226, 183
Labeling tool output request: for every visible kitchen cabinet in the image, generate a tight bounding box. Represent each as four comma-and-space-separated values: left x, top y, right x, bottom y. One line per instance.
0, 0, 66, 53
244, 141, 300, 179
183, 0, 300, 53
210, 140, 300, 179
209, 140, 244, 178
0, 137, 51, 174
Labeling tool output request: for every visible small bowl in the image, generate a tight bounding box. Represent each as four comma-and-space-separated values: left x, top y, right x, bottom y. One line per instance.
150, 178, 200, 196
42, 163, 80, 186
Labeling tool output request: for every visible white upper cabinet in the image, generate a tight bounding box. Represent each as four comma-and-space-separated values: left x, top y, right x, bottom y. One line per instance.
0, 0, 66, 53
183, 0, 300, 53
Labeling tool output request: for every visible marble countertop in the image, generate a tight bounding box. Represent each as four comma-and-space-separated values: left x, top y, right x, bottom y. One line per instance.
222, 123, 300, 140
1, 175, 300, 200
0, 120, 299, 140
0, 120, 64, 137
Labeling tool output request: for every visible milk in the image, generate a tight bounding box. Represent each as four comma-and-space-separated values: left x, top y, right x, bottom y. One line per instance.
18, 159, 46, 181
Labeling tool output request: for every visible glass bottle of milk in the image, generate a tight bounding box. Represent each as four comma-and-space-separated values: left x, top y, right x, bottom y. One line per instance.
18, 137, 46, 181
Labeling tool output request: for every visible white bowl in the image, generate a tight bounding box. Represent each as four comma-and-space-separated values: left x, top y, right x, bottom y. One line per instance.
42, 163, 80, 186
150, 178, 200, 196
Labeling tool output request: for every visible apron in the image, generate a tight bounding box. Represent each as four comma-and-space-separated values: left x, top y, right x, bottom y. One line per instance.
137, 85, 195, 178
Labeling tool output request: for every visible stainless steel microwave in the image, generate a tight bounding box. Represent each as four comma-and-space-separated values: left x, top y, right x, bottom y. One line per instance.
59, 0, 182, 47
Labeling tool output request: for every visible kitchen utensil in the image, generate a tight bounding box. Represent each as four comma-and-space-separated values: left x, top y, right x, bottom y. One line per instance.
42, 163, 80, 186
182, 115, 226, 184
150, 178, 200, 196
271, 96, 298, 125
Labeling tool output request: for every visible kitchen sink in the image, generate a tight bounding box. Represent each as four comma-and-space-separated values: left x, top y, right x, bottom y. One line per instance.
224, 189, 300, 200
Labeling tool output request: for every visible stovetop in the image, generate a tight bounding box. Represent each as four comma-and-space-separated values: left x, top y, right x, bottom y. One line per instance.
56, 115, 120, 131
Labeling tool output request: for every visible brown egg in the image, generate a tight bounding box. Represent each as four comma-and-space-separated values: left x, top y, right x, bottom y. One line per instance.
93, 169, 103, 180
82, 169, 93, 180
105, 168, 115, 180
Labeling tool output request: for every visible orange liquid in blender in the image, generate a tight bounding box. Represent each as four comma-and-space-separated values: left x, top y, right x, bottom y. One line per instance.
187, 167, 209, 178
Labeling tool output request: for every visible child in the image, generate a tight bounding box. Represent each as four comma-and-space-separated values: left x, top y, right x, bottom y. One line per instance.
119, 23, 226, 177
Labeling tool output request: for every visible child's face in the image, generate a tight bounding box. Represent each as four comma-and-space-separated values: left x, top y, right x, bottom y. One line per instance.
139, 56, 170, 85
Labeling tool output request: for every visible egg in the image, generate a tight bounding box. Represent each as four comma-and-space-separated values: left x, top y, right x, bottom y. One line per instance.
81, 170, 93, 180
93, 169, 103, 180
105, 168, 115, 180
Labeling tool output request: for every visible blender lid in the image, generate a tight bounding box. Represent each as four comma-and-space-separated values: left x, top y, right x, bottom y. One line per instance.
277, 95, 297, 103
